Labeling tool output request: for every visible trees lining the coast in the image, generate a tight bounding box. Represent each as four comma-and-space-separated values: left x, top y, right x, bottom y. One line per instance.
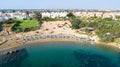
71, 18, 83, 29
71, 17, 120, 43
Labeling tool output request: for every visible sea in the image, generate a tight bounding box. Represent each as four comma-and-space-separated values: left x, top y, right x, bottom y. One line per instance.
0, 41, 120, 67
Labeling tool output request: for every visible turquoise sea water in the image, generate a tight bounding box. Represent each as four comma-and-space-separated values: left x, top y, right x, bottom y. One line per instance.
1, 41, 120, 67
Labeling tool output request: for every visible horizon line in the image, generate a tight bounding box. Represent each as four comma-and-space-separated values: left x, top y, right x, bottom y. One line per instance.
0, 8, 120, 11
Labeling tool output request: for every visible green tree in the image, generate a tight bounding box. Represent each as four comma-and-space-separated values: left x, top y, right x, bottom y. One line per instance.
79, 21, 88, 28
71, 19, 82, 29
115, 16, 120, 20
4, 19, 16, 24
67, 12, 75, 18
34, 11, 42, 21
26, 11, 29, 16
101, 34, 114, 42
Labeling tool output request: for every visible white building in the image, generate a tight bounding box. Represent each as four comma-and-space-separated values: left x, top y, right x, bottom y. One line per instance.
42, 12, 51, 18
74, 11, 120, 19
0, 11, 35, 21
42, 12, 68, 18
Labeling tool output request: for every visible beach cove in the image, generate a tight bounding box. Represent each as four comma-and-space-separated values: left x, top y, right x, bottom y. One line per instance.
0, 20, 120, 51
0, 20, 120, 66
0, 41, 120, 67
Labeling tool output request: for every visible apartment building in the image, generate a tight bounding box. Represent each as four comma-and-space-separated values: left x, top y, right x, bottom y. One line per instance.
74, 11, 120, 19
42, 12, 68, 18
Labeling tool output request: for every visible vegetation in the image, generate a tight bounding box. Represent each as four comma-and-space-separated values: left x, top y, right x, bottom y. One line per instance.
34, 11, 42, 21
2, 19, 17, 27
41, 17, 56, 21
71, 17, 120, 43
0, 19, 17, 32
115, 16, 120, 20
41, 17, 68, 21
71, 19, 82, 29
0, 24, 3, 31
67, 12, 75, 18
12, 19, 41, 32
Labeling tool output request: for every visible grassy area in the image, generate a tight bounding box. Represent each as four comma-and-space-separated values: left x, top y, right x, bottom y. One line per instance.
18, 19, 39, 29
12, 19, 40, 32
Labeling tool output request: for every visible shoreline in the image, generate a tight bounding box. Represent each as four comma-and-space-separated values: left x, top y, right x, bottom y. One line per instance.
0, 37, 92, 51
0, 38, 120, 55
26, 38, 91, 45
26, 38, 120, 51
0, 34, 120, 52
0, 38, 120, 51
96, 42, 120, 50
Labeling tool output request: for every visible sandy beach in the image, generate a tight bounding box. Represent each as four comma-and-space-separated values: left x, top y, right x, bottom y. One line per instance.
0, 35, 94, 51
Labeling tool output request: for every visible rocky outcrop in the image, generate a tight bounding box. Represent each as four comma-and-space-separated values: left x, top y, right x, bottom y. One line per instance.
0, 48, 28, 67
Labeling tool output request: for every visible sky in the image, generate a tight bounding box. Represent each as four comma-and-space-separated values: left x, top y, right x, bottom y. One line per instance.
0, 0, 120, 10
